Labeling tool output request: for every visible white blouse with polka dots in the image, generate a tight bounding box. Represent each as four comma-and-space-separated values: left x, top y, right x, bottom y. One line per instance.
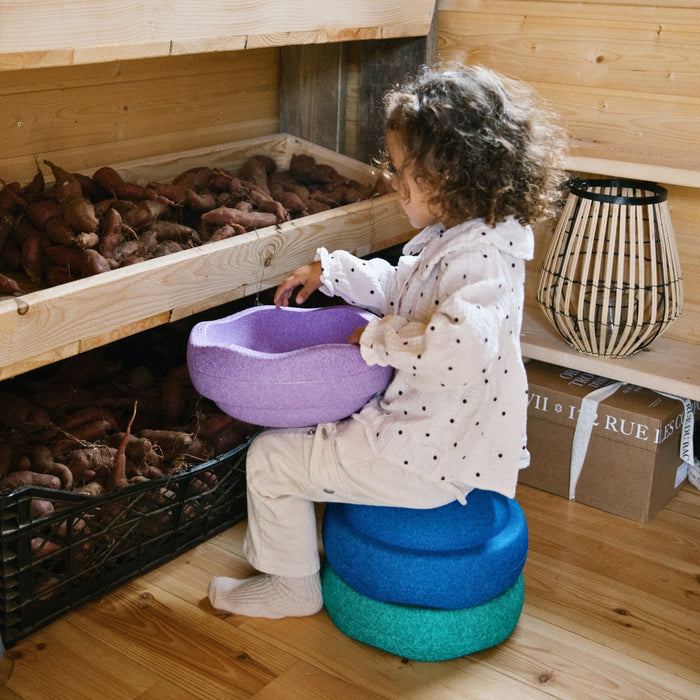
315, 216, 533, 501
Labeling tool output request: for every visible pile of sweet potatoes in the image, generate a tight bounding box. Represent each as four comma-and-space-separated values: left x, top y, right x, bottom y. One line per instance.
0, 338, 256, 503
0, 326, 257, 600
0, 153, 384, 295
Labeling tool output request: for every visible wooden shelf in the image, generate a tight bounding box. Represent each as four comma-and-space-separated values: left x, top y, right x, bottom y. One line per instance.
0, 134, 414, 381
0, 0, 436, 70
521, 308, 700, 402
566, 139, 700, 189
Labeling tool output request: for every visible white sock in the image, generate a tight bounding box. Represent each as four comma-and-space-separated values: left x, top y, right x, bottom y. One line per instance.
208, 572, 323, 619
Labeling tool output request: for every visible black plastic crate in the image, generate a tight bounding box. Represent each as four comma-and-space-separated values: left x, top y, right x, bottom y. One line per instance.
0, 437, 250, 648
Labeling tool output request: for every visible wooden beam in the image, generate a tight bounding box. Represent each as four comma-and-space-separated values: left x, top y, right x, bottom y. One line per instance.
279, 43, 347, 153
354, 4, 438, 163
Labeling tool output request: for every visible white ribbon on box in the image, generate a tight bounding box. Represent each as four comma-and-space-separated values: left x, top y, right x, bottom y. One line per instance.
656, 392, 698, 491
569, 382, 624, 501
569, 383, 698, 500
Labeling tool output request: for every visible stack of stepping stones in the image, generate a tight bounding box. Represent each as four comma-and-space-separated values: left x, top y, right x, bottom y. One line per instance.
321, 489, 529, 662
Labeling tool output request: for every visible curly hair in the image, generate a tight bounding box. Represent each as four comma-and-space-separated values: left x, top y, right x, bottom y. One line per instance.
381, 63, 568, 227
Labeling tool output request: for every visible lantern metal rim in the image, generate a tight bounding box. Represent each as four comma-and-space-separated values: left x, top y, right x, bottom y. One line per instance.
566, 178, 668, 206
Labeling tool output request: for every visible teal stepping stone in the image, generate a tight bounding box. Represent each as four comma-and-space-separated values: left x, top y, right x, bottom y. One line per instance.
322, 563, 525, 662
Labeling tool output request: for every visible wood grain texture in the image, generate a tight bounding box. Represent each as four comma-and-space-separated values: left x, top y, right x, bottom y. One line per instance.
434, 0, 700, 396
0, 50, 280, 183
354, 33, 436, 164
0, 135, 414, 381
521, 308, 700, 401
1, 482, 697, 699
279, 43, 348, 153
0, 1, 437, 69
435, 1, 700, 180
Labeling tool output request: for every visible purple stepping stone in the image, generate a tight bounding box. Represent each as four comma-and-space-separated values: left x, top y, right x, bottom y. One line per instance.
187, 305, 393, 427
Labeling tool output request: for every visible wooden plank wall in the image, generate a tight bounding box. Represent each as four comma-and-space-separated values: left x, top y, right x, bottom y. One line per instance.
0, 47, 280, 184
1, 1, 697, 347
435, 0, 700, 346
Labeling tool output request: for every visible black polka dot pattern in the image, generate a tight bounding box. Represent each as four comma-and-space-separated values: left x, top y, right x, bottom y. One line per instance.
313, 218, 531, 497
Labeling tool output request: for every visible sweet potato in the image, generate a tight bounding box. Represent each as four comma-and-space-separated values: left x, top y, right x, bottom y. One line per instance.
30, 498, 55, 519
149, 220, 201, 244
44, 215, 77, 246
22, 168, 46, 202
269, 184, 307, 214
93, 166, 171, 203
126, 365, 154, 391
44, 246, 111, 277
65, 445, 116, 484
61, 193, 99, 234
206, 223, 245, 242
74, 481, 104, 496
289, 154, 343, 186
73, 172, 112, 202
138, 429, 194, 455
51, 352, 121, 385
108, 433, 162, 478
310, 162, 344, 185
160, 364, 191, 425
147, 181, 188, 204
0, 470, 61, 491
213, 191, 237, 208
110, 238, 149, 265
59, 406, 119, 432
1, 238, 21, 269
185, 188, 217, 212
49, 419, 113, 456
247, 185, 289, 222
152, 240, 186, 257
0, 180, 27, 213
98, 207, 125, 259
305, 198, 332, 214
209, 170, 241, 194
208, 420, 254, 455
30, 385, 94, 412
26, 199, 61, 230
0, 271, 23, 295
121, 199, 171, 231
0, 392, 42, 426
309, 191, 337, 212
43, 160, 82, 201
201, 206, 278, 230
194, 412, 236, 438
108, 432, 154, 462
288, 154, 315, 182
169, 437, 212, 466
105, 401, 137, 491
74, 232, 99, 249
31, 537, 62, 558
31, 445, 73, 490
21, 227, 45, 283
0, 211, 15, 251
93, 197, 121, 217
43, 263, 72, 285
172, 166, 214, 190
238, 155, 275, 195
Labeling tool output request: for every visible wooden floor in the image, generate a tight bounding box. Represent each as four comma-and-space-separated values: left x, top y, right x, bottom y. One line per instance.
1, 481, 699, 699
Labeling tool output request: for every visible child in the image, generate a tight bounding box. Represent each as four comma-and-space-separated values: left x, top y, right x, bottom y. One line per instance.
208, 63, 567, 619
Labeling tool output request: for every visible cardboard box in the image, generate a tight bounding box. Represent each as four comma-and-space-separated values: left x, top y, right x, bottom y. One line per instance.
522, 360, 696, 522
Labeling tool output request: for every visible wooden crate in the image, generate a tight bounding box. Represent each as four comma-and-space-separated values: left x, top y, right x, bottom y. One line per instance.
0, 133, 414, 380
0, 436, 251, 649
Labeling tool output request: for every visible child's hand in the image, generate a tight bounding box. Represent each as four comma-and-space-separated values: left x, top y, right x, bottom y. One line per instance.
347, 324, 367, 344
274, 261, 323, 308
